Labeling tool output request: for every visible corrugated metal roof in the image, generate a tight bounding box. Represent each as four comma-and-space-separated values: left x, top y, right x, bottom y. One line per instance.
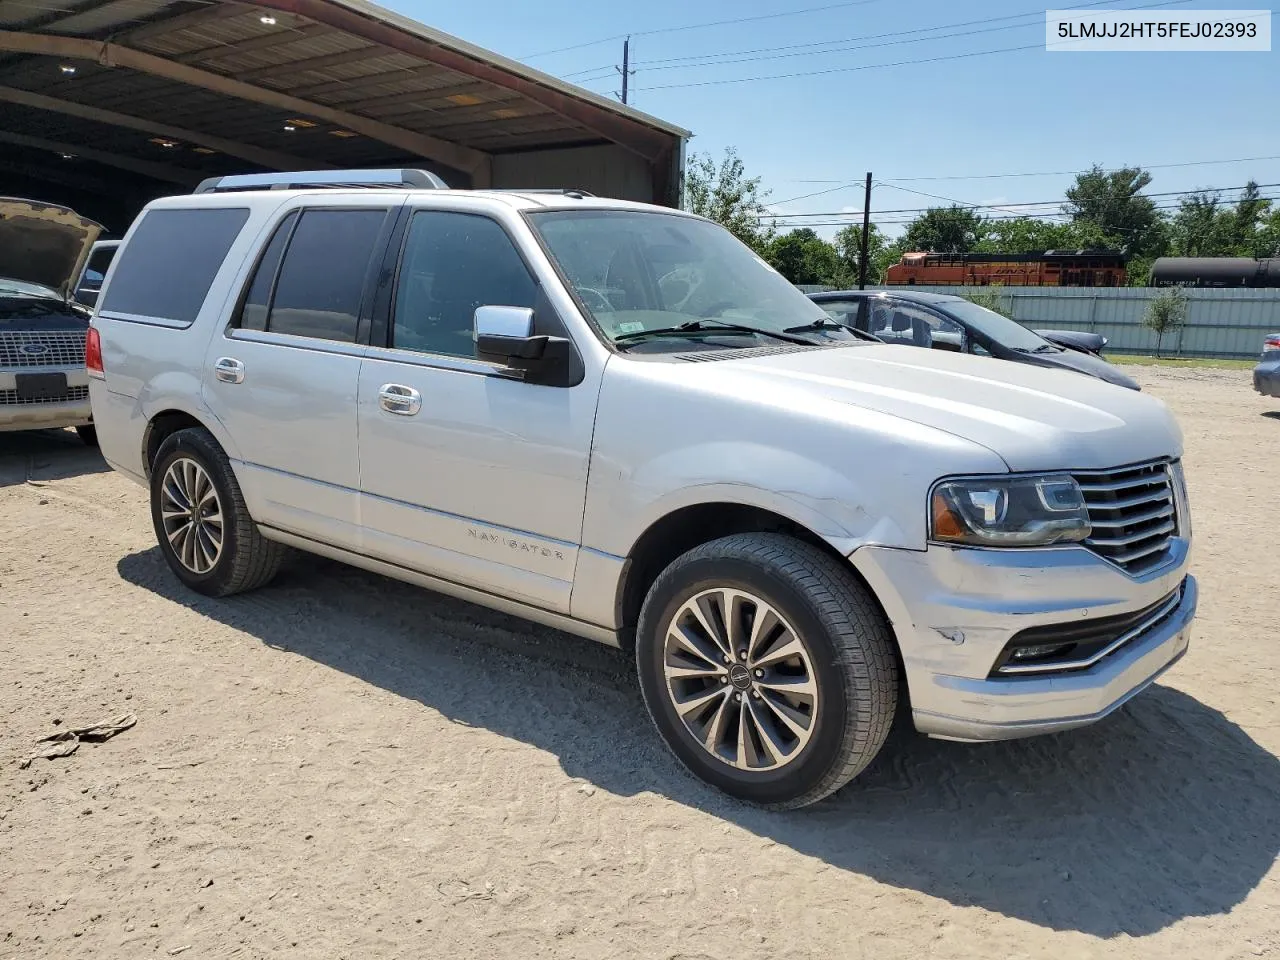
0, 0, 689, 197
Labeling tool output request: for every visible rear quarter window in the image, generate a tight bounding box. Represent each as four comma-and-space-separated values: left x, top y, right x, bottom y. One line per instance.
100, 207, 250, 326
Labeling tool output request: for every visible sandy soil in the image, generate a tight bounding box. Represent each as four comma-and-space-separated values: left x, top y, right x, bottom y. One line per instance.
2, 366, 1278, 960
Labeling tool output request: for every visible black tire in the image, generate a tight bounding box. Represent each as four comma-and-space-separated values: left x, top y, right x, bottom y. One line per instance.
149, 427, 288, 597
76, 425, 98, 446
635, 533, 898, 810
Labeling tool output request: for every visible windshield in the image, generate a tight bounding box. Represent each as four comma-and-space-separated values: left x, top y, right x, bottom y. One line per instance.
0, 277, 63, 300
941, 300, 1051, 352
526, 210, 833, 346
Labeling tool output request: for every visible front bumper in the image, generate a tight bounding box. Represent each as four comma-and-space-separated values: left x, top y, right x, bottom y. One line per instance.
850, 539, 1196, 742
0, 365, 91, 432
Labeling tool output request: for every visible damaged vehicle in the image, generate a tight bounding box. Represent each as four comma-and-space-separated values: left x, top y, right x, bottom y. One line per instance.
0, 197, 103, 444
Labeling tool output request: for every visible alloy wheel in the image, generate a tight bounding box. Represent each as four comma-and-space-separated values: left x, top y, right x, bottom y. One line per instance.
662, 588, 818, 771
159, 457, 224, 575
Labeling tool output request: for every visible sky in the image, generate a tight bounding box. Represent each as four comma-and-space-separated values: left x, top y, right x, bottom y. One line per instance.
384, 0, 1279, 238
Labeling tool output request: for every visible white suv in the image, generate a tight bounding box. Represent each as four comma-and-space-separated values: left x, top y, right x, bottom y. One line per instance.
88, 169, 1197, 809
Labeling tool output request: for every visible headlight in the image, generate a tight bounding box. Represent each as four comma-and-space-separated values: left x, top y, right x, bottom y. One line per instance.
930, 475, 1091, 547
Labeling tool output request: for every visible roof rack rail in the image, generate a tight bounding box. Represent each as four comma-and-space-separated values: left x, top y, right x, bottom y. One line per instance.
193, 168, 450, 194
491, 188, 596, 199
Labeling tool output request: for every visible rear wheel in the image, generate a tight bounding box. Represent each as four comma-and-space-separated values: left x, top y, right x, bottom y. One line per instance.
635, 533, 898, 809
150, 427, 287, 596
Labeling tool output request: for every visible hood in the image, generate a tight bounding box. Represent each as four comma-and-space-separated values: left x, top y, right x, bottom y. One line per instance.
702, 344, 1180, 473
1028, 346, 1142, 391
0, 197, 103, 300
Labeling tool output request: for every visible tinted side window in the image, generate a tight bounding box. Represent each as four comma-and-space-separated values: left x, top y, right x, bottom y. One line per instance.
392, 211, 536, 357
267, 209, 387, 343
237, 211, 297, 332
100, 208, 249, 325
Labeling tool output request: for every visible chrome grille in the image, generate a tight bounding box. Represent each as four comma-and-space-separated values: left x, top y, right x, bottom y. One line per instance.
0, 385, 89, 405
1074, 461, 1177, 575
0, 331, 86, 367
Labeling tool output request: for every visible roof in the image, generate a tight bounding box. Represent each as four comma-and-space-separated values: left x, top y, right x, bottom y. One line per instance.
0, 0, 689, 194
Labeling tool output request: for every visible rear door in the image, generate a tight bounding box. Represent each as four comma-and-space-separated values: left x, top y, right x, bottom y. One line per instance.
202, 199, 399, 550
354, 205, 599, 613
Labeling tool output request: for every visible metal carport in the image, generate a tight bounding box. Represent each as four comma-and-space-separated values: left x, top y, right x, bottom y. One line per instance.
0, 0, 690, 232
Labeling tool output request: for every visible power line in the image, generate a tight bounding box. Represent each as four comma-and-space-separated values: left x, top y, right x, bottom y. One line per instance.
764, 183, 1280, 222
764, 197, 1280, 229
633, 0, 1201, 91
632, 0, 1113, 67
780, 154, 1280, 186
560, 0, 1178, 83
519, 0, 887, 61
630, 0, 1127, 73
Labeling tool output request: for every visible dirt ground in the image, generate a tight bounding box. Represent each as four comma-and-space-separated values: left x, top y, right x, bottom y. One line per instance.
2, 366, 1278, 960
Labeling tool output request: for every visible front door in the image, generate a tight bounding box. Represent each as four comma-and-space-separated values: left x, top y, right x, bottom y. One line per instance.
203, 201, 395, 549
355, 207, 599, 614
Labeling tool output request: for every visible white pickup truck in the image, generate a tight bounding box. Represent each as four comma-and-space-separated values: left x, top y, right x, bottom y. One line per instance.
87, 169, 1196, 809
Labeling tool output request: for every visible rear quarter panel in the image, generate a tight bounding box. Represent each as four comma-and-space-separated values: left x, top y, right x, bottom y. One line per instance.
90, 197, 289, 478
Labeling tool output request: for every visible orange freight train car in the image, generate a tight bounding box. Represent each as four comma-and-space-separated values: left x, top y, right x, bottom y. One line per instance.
886, 250, 1127, 287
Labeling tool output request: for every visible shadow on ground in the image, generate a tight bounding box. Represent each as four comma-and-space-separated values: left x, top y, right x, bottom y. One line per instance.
0, 429, 108, 488
1262, 410, 1280, 421
119, 546, 1279, 938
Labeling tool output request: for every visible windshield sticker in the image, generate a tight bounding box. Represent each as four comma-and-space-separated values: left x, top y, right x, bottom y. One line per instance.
616, 321, 645, 334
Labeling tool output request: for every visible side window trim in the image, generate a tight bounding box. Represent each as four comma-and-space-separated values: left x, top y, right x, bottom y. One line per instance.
227, 209, 300, 334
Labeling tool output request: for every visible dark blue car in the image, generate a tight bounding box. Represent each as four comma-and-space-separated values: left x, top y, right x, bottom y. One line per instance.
1255, 333, 1280, 399
807, 289, 1141, 391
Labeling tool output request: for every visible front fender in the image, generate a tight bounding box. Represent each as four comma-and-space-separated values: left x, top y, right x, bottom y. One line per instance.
582, 440, 915, 559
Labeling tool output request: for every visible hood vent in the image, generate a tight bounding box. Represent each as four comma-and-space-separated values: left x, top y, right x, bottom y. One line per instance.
674, 343, 836, 363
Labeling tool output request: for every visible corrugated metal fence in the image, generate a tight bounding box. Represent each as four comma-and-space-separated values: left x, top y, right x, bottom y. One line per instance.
861, 286, 1280, 359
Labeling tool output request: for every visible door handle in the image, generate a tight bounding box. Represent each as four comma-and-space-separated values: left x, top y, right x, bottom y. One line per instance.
214, 357, 244, 384
378, 383, 421, 416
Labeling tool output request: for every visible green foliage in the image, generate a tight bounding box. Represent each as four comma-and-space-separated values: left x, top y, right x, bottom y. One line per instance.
962, 284, 1013, 318
832, 222, 887, 286
766, 228, 842, 286
682, 147, 774, 253
1143, 287, 1188, 356
1168, 181, 1275, 258
975, 217, 1108, 254
898, 205, 986, 253
1063, 165, 1167, 258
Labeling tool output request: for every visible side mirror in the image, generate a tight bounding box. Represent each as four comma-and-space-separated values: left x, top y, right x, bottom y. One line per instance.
474, 305, 574, 383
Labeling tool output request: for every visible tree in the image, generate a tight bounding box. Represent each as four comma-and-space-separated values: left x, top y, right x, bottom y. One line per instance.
1143, 287, 1187, 357
897, 205, 986, 253
766, 228, 841, 286
1231, 180, 1271, 250
1063, 165, 1167, 258
1169, 192, 1233, 257
682, 147, 774, 253
975, 217, 1108, 254
832, 222, 887, 286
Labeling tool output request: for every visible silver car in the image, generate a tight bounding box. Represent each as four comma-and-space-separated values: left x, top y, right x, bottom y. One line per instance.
0, 197, 102, 444
88, 170, 1196, 809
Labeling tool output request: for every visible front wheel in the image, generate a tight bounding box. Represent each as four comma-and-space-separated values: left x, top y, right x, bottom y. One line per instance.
635, 533, 899, 809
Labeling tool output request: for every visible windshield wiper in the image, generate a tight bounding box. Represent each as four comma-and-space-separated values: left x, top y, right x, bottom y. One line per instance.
614, 319, 813, 349
783, 317, 881, 342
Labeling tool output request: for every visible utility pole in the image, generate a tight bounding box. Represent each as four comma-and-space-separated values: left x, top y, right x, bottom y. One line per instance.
858, 172, 873, 290
617, 36, 633, 104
